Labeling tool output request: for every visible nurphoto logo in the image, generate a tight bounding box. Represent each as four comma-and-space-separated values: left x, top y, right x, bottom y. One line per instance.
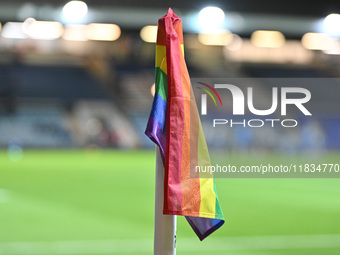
197, 83, 312, 128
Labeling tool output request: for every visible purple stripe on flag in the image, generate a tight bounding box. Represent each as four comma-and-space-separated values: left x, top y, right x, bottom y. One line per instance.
185, 216, 224, 241
145, 116, 166, 162
145, 93, 167, 162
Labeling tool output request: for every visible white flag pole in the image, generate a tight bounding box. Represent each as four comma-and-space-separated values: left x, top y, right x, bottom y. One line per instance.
154, 146, 177, 255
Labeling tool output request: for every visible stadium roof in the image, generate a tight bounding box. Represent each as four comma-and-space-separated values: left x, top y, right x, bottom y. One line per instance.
2, 0, 340, 17
0, 0, 339, 38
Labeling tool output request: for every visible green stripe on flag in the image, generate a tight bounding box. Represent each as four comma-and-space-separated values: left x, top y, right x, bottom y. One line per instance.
155, 67, 168, 102
214, 178, 224, 219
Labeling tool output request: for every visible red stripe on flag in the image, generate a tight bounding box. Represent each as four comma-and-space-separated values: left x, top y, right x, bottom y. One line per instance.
156, 9, 183, 46
163, 9, 184, 212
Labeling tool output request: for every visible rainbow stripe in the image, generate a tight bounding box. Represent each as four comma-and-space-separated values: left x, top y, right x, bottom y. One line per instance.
145, 8, 224, 241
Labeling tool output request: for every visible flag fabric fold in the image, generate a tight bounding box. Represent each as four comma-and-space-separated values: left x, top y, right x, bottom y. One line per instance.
145, 8, 224, 241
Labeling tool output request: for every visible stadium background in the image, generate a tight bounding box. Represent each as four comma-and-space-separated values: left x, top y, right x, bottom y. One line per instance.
0, 0, 340, 254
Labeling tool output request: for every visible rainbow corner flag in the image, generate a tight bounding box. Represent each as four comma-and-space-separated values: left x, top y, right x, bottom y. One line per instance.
145, 8, 224, 240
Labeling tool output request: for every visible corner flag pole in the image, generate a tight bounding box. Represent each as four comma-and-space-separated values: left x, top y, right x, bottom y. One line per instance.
154, 146, 177, 255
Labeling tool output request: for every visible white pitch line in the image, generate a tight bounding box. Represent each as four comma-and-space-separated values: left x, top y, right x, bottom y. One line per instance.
0, 239, 152, 254
0, 234, 340, 254
0, 189, 9, 203
180, 234, 340, 252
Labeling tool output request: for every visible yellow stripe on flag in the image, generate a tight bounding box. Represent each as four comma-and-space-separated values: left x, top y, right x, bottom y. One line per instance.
197, 123, 216, 217
156, 44, 184, 75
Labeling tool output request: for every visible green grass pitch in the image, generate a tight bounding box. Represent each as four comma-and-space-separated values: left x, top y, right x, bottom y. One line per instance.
0, 149, 340, 255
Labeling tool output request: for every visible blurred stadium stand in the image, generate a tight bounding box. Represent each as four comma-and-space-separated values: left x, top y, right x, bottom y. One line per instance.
0, 1, 339, 152
0, 103, 71, 148
0, 59, 141, 149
